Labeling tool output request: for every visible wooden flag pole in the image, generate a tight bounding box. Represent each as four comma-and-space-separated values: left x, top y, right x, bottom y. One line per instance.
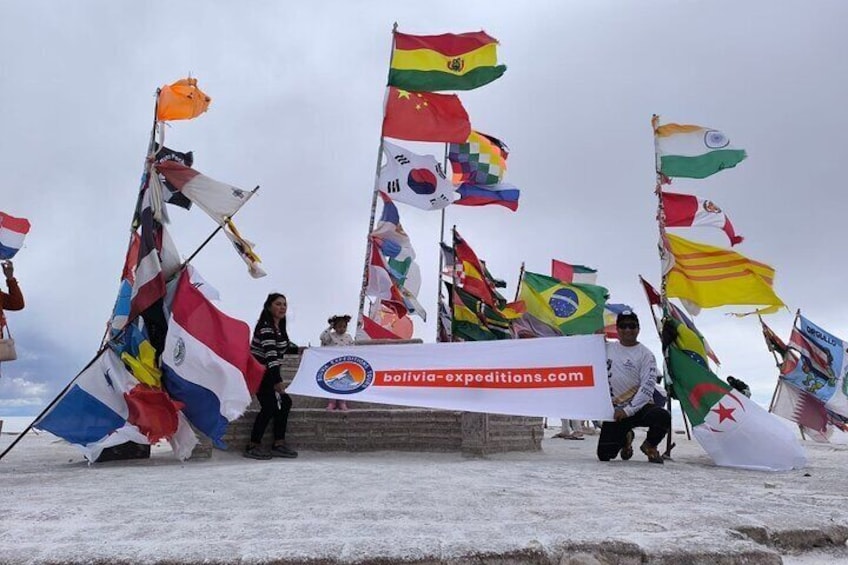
514, 262, 525, 302
356, 23, 398, 333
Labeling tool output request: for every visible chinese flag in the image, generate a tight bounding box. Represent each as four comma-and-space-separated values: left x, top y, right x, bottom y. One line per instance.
382, 87, 471, 142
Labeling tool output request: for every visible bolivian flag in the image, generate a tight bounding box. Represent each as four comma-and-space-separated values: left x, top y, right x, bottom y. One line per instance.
665, 234, 783, 309
518, 271, 608, 335
655, 123, 746, 179
389, 31, 507, 92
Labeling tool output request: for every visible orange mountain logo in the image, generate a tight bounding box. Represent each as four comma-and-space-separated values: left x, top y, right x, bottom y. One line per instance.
316, 355, 374, 394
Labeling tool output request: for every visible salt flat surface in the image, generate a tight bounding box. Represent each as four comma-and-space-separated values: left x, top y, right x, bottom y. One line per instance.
2, 425, 848, 564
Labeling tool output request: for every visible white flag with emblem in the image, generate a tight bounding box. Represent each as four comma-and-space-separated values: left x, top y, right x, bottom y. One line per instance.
378, 141, 456, 211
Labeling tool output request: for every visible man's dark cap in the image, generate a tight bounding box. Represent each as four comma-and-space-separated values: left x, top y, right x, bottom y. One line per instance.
616, 310, 639, 326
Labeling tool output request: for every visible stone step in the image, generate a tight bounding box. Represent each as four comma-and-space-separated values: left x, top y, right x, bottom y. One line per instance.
222, 408, 544, 455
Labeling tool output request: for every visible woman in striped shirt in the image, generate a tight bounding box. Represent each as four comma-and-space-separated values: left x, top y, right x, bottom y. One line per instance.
244, 293, 300, 460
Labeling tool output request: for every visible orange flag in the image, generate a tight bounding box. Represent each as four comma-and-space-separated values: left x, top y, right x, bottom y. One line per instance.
156, 78, 211, 121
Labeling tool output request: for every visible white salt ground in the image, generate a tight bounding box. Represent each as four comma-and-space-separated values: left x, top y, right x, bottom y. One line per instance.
2, 419, 848, 564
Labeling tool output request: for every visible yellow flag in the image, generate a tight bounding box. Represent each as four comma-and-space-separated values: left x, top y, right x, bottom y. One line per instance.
665, 234, 783, 309
157, 78, 211, 121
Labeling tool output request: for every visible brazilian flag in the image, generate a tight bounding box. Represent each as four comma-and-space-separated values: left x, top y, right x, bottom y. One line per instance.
518, 271, 608, 335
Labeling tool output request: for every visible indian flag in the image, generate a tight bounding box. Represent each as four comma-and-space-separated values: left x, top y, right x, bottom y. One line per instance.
389, 31, 506, 92
655, 123, 747, 179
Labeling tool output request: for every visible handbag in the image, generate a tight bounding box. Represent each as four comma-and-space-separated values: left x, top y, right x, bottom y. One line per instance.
0, 320, 16, 362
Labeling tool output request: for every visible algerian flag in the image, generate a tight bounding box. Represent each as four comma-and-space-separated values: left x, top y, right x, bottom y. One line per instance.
518, 271, 608, 335
655, 123, 747, 179
668, 346, 807, 471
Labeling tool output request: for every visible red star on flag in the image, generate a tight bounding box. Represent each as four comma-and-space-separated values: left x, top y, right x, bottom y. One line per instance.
712, 402, 737, 423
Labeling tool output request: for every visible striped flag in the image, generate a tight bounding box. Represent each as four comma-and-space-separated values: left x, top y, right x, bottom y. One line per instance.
155, 161, 254, 224
655, 123, 747, 179
34, 349, 191, 462
454, 183, 519, 211
663, 233, 783, 309
129, 181, 167, 320
161, 270, 265, 447
551, 259, 597, 285
0, 211, 31, 260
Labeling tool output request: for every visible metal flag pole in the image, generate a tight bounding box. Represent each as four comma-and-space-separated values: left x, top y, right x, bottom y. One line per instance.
436, 142, 449, 341
356, 23, 398, 333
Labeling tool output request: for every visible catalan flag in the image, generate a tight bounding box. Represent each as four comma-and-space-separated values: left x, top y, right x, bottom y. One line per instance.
664, 234, 783, 309
518, 271, 608, 335
389, 31, 506, 92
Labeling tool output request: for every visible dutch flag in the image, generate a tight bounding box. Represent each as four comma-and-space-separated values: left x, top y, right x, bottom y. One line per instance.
0, 211, 30, 259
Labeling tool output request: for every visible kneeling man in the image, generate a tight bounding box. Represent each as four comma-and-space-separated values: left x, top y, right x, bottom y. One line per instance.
597, 310, 670, 464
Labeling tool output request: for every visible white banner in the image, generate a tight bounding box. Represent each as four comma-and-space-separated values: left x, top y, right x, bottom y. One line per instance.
287, 336, 614, 419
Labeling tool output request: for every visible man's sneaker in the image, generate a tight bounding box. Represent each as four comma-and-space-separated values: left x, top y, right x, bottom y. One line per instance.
620, 430, 635, 460
270, 444, 298, 459
243, 445, 271, 460
640, 440, 664, 464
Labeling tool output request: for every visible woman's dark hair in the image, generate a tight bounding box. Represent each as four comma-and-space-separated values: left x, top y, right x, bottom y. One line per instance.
257, 292, 288, 337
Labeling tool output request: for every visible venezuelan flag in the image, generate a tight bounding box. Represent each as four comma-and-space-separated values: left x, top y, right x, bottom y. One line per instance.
389, 31, 506, 91
518, 271, 608, 336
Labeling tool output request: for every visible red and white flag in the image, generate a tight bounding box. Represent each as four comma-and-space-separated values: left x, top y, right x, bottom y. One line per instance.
161, 270, 265, 447
156, 161, 254, 224
771, 379, 829, 434
662, 191, 743, 246
0, 211, 31, 260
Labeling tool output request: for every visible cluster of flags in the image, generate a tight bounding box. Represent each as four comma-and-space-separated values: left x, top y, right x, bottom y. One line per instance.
762, 314, 848, 442
362, 29, 519, 341
34, 78, 267, 462
653, 117, 805, 471
655, 118, 783, 315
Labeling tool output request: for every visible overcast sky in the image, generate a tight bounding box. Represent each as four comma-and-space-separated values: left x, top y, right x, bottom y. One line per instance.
1, 0, 846, 417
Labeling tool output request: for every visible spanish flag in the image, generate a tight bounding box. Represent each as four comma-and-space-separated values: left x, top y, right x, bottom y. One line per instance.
389, 31, 507, 92
665, 234, 783, 309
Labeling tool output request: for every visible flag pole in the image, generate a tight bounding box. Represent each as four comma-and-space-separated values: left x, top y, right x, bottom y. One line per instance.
513, 261, 525, 302
435, 143, 450, 341
100, 89, 164, 347
450, 225, 458, 342
357, 23, 398, 333
652, 114, 681, 456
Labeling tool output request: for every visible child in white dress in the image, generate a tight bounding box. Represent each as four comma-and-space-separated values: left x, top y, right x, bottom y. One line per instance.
319, 314, 354, 411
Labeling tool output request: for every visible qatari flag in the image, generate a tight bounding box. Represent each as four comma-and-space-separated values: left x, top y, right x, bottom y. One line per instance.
0, 211, 31, 259
161, 270, 264, 448
155, 161, 253, 225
